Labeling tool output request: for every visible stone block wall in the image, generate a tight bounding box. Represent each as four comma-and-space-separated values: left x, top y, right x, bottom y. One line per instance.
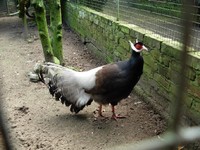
65, 2, 200, 124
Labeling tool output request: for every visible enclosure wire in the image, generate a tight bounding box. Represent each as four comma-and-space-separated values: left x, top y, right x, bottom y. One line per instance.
78, 0, 200, 51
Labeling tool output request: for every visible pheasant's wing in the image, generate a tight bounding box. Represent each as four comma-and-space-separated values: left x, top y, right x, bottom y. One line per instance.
41, 63, 94, 113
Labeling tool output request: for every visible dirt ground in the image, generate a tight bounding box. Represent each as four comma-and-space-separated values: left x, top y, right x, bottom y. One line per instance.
0, 16, 166, 150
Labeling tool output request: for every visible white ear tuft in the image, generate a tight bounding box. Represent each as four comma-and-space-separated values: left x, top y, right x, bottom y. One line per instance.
129, 40, 135, 50
135, 39, 138, 43
129, 40, 149, 52
129, 40, 141, 52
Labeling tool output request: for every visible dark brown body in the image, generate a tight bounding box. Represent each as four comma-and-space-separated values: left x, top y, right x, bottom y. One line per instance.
87, 51, 144, 107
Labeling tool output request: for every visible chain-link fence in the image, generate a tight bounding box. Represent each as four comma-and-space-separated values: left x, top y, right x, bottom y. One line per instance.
76, 0, 200, 51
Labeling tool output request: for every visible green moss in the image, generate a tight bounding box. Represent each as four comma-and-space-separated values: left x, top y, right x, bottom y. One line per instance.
150, 49, 161, 62
120, 25, 130, 34
154, 73, 171, 91
143, 64, 154, 79
195, 75, 200, 86
129, 28, 144, 40
116, 46, 126, 54
117, 32, 125, 39
186, 67, 196, 81
169, 67, 180, 84
119, 38, 129, 50
169, 82, 177, 96
187, 52, 200, 71
187, 84, 200, 98
160, 55, 171, 67
144, 34, 162, 50
53, 56, 60, 64
185, 94, 193, 109
143, 53, 157, 71
191, 100, 200, 113
49, 0, 64, 64
157, 63, 170, 79
161, 42, 182, 60
32, 0, 55, 63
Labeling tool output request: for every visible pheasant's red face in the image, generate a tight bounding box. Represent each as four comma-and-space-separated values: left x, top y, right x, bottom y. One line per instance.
134, 43, 143, 50
129, 40, 148, 52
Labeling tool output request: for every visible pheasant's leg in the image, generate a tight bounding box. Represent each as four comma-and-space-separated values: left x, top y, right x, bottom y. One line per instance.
111, 105, 126, 120
98, 104, 103, 117
93, 104, 104, 117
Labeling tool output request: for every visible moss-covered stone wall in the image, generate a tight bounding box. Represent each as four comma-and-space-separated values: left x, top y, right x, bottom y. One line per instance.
64, 2, 200, 124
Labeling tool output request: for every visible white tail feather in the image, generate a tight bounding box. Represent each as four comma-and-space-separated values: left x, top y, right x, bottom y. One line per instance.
37, 63, 102, 110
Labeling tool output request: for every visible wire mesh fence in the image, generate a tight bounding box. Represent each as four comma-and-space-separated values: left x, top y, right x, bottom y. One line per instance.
76, 0, 200, 51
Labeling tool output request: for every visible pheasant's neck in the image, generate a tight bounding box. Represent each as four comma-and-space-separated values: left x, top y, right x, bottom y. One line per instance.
131, 50, 140, 57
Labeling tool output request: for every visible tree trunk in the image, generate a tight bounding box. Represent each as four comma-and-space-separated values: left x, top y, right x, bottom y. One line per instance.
32, 0, 59, 63
61, 0, 68, 25
22, 14, 29, 39
49, 0, 64, 65
18, 0, 29, 39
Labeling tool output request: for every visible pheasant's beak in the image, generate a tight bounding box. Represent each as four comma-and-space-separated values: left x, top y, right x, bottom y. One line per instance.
142, 45, 148, 51
129, 40, 149, 52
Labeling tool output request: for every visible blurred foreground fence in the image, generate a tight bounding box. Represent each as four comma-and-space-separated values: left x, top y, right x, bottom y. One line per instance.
0, 71, 12, 149
68, 0, 200, 149
76, 0, 200, 51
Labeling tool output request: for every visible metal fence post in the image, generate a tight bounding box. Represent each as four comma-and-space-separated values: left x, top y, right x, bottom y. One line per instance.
116, 0, 119, 21
169, 1, 195, 149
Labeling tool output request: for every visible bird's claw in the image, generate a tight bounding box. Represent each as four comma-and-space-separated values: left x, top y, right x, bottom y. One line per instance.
111, 114, 126, 121
93, 109, 107, 119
